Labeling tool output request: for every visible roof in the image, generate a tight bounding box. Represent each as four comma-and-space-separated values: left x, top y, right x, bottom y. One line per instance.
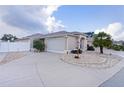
26, 33, 43, 38
21, 33, 43, 40
16, 33, 43, 41
42, 31, 86, 38
18, 31, 87, 40
15, 38, 30, 41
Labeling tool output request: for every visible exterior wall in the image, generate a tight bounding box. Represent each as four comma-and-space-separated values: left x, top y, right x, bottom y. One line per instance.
67, 36, 77, 51
83, 37, 87, 51
81, 38, 84, 49
45, 37, 66, 53
30, 38, 34, 49
80, 36, 87, 51
0, 40, 30, 52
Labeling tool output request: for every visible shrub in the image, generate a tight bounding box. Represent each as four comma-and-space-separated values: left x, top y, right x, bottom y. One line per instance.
120, 45, 124, 51
122, 48, 124, 51
121, 45, 124, 51
33, 40, 45, 52
111, 44, 124, 51
71, 49, 82, 54
87, 45, 95, 51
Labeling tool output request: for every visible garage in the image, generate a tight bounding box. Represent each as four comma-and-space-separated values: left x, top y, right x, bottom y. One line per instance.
45, 37, 66, 53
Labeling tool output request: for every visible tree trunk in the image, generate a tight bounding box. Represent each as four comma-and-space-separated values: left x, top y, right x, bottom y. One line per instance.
100, 46, 103, 54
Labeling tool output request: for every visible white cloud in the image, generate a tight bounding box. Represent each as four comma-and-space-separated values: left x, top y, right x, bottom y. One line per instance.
43, 5, 60, 16
0, 5, 65, 38
46, 16, 65, 33
43, 5, 65, 33
94, 22, 124, 41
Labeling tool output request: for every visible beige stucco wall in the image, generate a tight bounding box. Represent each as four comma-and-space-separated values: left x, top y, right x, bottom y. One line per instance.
83, 37, 87, 51
80, 36, 87, 51
67, 36, 77, 51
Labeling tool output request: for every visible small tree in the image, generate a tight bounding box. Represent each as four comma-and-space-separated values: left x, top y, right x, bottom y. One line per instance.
93, 32, 112, 54
1, 34, 17, 42
33, 39, 45, 52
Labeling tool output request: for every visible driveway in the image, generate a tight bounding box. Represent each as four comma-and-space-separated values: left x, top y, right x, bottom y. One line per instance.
0, 52, 123, 87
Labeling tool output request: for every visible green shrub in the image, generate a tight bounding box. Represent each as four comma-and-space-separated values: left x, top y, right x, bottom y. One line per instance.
33, 40, 45, 52
121, 46, 124, 51
111, 44, 124, 51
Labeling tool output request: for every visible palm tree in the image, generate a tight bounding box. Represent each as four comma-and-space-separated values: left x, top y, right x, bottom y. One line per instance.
93, 32, 112, 54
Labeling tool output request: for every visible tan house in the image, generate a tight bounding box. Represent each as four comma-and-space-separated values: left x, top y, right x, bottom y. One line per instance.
20, 31, 87, 53
42, 31, 87, 53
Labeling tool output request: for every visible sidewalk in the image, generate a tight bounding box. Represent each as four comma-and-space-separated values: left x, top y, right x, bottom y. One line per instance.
100, 50, 124, 87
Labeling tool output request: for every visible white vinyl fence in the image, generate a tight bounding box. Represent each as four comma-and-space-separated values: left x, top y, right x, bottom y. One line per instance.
0, 41, 30, 52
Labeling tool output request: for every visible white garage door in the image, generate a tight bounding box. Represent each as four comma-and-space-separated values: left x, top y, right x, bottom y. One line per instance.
46, 37, 65, 53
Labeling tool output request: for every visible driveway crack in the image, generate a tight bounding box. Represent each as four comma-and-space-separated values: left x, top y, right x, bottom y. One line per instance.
34, 61, 45, 87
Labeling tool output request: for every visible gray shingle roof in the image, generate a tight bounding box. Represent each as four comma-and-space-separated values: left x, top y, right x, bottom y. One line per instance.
19, 31, 86, 40
21, 33, 43, 39
43, 31, 86, 38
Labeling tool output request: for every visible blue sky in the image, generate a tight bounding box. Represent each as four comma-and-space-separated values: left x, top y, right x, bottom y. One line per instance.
0, 5, 123, 40
54, 5, 124, 32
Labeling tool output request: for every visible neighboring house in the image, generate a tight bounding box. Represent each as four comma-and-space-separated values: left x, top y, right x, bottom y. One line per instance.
113, 40, 124, 46
41, 31, 87, 53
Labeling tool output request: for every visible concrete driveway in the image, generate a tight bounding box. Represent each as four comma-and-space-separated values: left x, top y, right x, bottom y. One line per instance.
0, 52, 123, 87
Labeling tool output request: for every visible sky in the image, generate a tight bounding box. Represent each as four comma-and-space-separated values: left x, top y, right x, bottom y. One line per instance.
0, 5, 124, 41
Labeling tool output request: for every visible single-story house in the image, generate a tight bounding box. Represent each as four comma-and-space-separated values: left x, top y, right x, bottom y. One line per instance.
41, 31, 87, 53
20, 31, 87, 53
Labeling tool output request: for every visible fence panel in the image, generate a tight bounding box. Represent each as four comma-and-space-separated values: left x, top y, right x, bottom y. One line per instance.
0, 41, 30, 52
